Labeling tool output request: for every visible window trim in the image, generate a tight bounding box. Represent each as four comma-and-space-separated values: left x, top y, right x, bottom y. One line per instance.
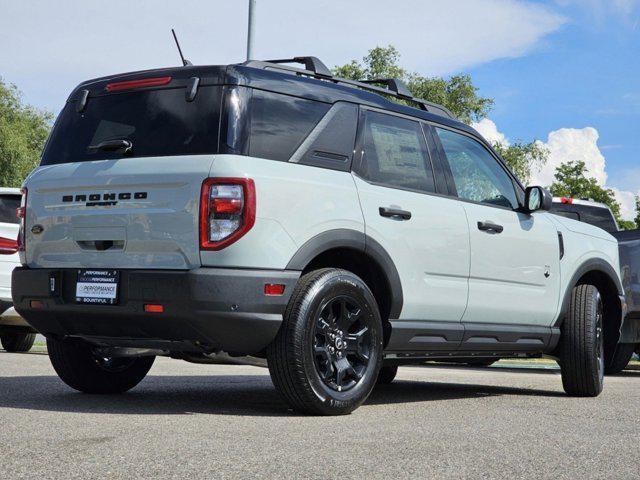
352, 106, 439, 195
429, 121, 526, 212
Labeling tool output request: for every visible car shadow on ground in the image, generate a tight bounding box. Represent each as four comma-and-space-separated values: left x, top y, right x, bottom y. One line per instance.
0, 372, 568, 417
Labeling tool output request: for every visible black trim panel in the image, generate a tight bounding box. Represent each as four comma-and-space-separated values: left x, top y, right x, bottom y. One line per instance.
285, 228, 404, 318
386, 320, 560, 355
554, 257, 623, 328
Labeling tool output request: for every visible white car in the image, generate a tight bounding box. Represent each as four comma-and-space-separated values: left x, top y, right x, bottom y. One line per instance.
0, 187, 35, 352
11, 57, 631, 415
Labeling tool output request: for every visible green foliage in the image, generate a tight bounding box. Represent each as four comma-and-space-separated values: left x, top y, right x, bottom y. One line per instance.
635, 195, 640, 227
0, 79, 52, 187
333, 46, 493, 124
550, 160, 634, 229
492, 141, 548, 186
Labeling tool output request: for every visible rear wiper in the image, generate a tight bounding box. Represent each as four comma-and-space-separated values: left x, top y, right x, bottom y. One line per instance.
88, 139, 132, 154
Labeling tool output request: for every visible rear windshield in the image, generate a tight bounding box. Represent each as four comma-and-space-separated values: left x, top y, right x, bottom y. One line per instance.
41, 86, 222, 165
550, 203, 618, 233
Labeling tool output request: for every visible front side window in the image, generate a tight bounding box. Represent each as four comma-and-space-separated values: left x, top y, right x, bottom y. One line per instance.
436, 127, 518, 209
356, 110, 435, 193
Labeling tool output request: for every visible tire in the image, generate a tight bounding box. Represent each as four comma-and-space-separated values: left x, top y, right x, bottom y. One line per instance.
376, 365, 398, 385
47, 338, 155, 394
1, 332, 36, 352
605, 343, 635, 375
267, 268, 383, 415
559, 284, 604, 397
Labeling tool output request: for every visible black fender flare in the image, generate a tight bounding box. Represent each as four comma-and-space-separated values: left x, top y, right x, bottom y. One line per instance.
554, 257, 623, 327
286, 229, 403, 319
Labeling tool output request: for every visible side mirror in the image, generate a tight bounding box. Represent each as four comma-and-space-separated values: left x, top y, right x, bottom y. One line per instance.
524, 186, 552, 213
0, 236, 18, 255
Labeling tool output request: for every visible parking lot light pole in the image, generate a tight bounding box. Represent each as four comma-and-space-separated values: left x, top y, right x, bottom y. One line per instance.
246, 0, 256, 60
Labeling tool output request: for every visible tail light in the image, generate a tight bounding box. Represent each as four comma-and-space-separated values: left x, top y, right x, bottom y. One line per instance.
16, 187, 27, 252
200, 178, 255, 250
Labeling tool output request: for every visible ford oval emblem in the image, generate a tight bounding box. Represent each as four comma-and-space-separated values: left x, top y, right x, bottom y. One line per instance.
31, 225, 44, 235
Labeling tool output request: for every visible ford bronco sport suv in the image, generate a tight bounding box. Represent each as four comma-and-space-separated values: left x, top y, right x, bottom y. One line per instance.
12, 57, 630, 415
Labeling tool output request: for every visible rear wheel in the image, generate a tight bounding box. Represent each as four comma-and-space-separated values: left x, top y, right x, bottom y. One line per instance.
559, 284, 604, 397
47, 338, 155, 394
376, 365, 398, 385
605, 343, 635, 375
1, 332, 36, 352
267, 269, 383, 415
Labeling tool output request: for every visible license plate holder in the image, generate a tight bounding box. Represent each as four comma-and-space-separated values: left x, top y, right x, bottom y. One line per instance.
75, 269, 119, 305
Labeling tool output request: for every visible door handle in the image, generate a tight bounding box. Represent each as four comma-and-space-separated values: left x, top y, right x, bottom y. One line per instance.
379, 207, 412, 220
477, 221, 503, 234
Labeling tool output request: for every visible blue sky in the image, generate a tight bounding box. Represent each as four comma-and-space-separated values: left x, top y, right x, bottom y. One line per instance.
0, 0, 638, 215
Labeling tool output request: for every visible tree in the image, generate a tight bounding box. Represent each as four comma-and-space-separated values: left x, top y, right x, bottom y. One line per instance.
492, 141, 548, 187
550, 160, 634, 229
0, 79, 52, 187
635, 195, 640, 227
333, 46, 493, 124
333, 46, 546, 183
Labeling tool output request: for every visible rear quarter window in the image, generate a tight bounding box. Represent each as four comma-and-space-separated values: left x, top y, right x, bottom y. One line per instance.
248, 90, 330, 162
41, 86, 222, 165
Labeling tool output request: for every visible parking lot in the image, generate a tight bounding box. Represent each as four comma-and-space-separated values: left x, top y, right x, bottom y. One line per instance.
0, 351, 638, 479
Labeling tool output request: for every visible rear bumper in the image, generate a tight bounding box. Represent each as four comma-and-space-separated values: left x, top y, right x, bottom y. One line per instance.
12, 267, 300, 355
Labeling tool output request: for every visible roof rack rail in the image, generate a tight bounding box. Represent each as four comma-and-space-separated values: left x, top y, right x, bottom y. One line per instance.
360, 78, 413, 100
242, 57, 456, 119
262, 56, 333, 77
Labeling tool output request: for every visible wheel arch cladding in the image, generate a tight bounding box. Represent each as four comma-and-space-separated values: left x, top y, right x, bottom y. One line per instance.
556, 258, 623, 358
286, 229, 403, 345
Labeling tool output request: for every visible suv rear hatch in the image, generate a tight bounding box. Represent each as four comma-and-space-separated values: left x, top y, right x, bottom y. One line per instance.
24, 69, 224, 269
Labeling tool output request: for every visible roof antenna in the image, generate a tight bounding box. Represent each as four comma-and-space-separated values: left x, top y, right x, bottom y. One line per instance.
171, 28, 192, 66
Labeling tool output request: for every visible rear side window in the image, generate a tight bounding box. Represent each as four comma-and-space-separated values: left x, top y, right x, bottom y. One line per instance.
436, 127, 518, 209
356, 110, 435, 193
42, 86, 222, 165
248, 90, 330, 162
0, 195, 20, 224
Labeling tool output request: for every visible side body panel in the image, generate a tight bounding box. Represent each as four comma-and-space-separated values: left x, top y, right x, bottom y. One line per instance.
352, 174, 470, 322
200, 155, 364, 269
462, 206, 561, 326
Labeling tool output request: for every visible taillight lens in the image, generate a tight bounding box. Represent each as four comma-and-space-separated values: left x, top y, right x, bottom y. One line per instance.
200, 178, 256, 250
16, 187, 27, 252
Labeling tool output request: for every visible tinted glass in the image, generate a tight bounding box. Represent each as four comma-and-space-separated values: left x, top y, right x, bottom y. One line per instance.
358, 111, 435, 193
249, 90, 330, 162
0, 195, 20, 224
550, 203, 618, 232
42, 86, 222, 165
436, 128, 518, 209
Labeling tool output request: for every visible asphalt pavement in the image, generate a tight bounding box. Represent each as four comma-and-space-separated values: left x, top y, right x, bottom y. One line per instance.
1, 351, 638, 479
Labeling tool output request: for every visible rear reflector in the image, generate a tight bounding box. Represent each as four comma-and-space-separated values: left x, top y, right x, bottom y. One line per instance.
30, 300, 45, 309
264, 284, 285, 296
106, 76, 172, 92
144, 304, 164, 313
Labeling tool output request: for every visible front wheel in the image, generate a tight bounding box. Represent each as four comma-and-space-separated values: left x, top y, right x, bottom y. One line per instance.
47, 338, 155, 394
559, 284, 604, 397
267, 269, 383, 415
1, 332, 36, 352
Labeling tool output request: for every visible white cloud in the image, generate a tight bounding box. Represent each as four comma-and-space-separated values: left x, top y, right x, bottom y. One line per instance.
0, 0, 566, 113
471, 119, 510, 147
479, 120, 638, 221
530, 127, 607, 187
